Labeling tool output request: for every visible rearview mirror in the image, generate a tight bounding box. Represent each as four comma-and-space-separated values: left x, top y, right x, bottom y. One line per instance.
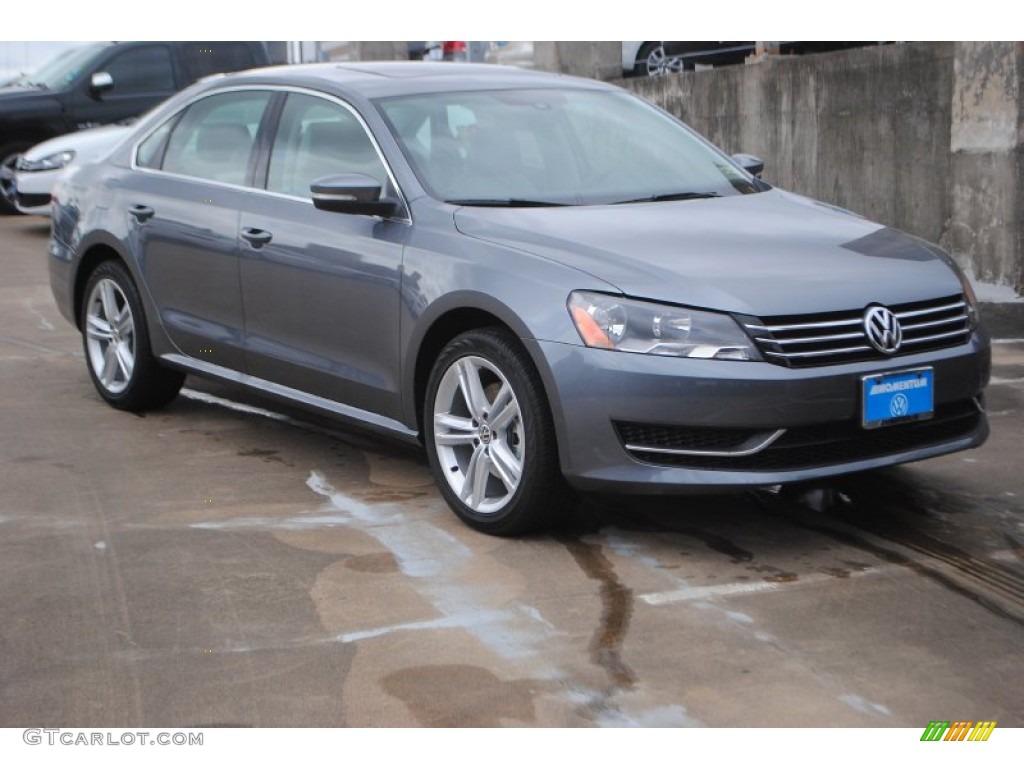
732, 153, 765, 178
90, 72, 114, 96
310, 174, 398, 217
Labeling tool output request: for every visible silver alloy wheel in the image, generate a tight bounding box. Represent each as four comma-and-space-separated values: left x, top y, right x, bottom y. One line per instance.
432, 355, 525, 515
84, 278, 136, 395
646, 46, 683, 76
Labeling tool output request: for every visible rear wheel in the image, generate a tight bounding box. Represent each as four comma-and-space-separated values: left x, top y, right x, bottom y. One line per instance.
425, 328, 573, 535
81, 260, 184, 411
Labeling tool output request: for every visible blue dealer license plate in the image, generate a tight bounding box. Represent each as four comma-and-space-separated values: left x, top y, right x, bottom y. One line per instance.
861, 368, 934, 429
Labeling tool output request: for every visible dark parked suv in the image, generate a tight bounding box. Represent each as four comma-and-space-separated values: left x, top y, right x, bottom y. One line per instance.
0, 41, 270, 213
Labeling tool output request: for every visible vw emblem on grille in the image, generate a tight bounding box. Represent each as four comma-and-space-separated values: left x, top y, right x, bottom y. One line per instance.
863, 305, 903, 354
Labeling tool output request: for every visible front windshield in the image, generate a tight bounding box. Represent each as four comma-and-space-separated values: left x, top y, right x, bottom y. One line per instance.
376, 88, 760, 206
13, 43, 108, 90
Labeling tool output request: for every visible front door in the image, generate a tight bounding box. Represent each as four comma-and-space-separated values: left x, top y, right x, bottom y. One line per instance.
67, 44, 179, 129
239, 92, 408, 420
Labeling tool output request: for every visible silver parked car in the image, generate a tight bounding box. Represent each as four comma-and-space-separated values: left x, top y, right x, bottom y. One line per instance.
5, 122, 131, 215
49, 63, 989, 535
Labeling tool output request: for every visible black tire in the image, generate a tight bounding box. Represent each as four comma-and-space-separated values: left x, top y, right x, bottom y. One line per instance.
632, 43, 659, 77
424, 328, 574, 536
80, 260, 185, 411
0, 142, 32, 215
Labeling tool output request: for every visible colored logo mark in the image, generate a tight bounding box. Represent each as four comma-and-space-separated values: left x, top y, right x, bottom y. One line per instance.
920, 721, 996, 741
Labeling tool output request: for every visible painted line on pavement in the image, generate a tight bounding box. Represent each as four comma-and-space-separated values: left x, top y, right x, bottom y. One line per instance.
640, 566, 886, 606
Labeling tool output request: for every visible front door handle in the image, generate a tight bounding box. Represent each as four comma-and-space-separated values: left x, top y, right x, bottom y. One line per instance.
241, 227, 273, 248
128, 204, 154, 223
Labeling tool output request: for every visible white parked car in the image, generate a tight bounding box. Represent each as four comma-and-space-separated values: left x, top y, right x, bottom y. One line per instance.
622, 42, 682, 76
622, 42, 757, 76
4, 123, 131, 216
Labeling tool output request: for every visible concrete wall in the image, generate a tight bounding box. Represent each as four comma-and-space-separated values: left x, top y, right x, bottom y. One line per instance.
323, 41, 407, 62
533, 42, 622, 82
948, 42, 1023, 290
617, 42, 1023, 296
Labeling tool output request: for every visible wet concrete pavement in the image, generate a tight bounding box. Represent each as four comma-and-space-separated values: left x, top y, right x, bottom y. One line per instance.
2, 215, 1022, 726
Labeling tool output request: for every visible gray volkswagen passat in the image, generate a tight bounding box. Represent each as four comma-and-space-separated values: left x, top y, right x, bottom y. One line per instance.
48, 62, 990, 535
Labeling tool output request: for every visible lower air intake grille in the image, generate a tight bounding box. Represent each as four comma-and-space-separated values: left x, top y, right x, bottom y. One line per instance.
622, 400, 982, 471
615, 422, 765, 454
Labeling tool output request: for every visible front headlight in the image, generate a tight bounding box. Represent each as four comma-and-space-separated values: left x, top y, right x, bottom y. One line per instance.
17, 150, 75, 172
954, 265, 979, 331
567, 290, 762, 361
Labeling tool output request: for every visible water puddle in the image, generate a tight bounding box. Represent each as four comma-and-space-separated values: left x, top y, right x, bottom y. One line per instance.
558, 536, 636, 691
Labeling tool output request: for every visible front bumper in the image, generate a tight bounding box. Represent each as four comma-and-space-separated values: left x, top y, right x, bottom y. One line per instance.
13, 168, 58, 215
531, 336, 990, 493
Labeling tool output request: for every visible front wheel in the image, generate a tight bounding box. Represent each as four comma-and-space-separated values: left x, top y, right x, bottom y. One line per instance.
424, 328, 573, 535
0, 142, 31, 215
634, 43, 684, 77
81, 260, 185, 411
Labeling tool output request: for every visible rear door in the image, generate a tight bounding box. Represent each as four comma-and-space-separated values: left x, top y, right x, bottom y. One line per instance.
123, 89, 274, 371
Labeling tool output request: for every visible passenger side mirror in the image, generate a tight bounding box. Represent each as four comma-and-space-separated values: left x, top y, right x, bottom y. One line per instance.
732, 153, 765, 178
89, 72, 114, 97
310, 174, 399, 217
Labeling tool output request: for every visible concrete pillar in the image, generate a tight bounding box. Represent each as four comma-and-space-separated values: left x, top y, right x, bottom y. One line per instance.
355, 42, 407, 61
533, 42, 621, 81
320, 42, 407, 62
947, 42, 1024, 294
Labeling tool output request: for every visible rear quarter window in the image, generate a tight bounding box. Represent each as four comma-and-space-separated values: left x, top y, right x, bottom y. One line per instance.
136, 115, 180, 169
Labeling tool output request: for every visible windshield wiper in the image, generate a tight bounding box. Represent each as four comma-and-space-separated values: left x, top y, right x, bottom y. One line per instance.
446, 198, 569, 207
613, 191, 720, 204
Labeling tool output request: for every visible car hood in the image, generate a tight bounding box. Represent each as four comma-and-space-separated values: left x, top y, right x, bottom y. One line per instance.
0, 84, 32, 94
0, 83, 47, 97
23, 123, 130, 162
452, 189, 965, 317
0, 86, 62, 117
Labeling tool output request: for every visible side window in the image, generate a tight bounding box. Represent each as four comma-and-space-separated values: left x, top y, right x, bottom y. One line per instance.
102, 46, 175, 94
267, 93, 388, 198
161, 91, 271, 185
180, 43, 257, 84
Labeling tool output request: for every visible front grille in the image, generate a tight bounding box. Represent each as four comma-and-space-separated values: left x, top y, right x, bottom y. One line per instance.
743, 294, 971, 368
623, 399, 982, 471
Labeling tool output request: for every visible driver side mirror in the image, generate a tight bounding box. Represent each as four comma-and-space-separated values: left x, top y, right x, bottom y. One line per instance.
732, 153, 765, 178
89, 72, 114, 97
311, 173, 399, 217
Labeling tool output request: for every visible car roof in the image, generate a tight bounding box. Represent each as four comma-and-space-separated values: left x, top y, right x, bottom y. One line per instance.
203, 61, 616, 99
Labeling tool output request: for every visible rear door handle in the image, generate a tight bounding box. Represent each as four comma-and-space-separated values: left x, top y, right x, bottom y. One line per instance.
241, 227, 273, 248
128, 204, 154, 223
